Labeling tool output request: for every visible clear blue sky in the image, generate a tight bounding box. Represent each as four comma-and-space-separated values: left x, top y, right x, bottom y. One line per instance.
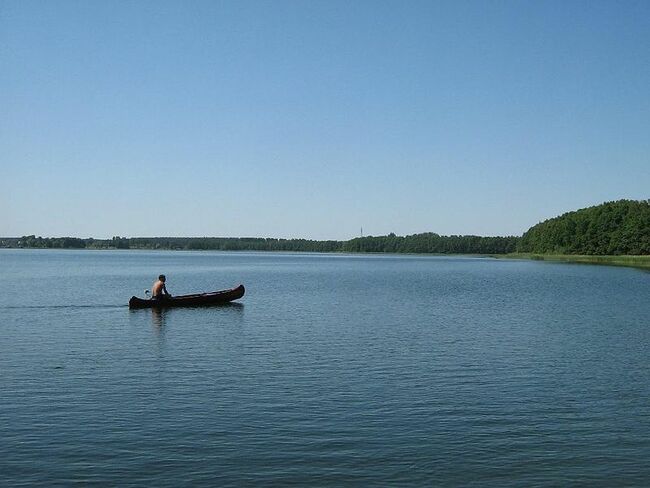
1, 0, 648, 239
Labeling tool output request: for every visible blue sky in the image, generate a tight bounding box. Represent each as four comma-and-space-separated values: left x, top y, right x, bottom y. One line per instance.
1, 0, 649, 239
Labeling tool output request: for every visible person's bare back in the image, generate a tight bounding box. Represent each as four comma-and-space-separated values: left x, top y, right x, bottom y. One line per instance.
152, 274, 170, 298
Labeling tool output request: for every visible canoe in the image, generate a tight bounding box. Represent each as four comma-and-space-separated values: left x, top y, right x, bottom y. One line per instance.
129, 284, 245, 309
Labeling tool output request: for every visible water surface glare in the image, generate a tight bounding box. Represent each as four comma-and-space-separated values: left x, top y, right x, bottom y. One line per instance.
1, 249, 649, 486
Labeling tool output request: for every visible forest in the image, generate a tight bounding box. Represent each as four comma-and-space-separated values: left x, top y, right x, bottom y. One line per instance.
517, 200, 650, 255
1, 234, 515, 254
2, 200, 648, 256
342, 233, 518, 254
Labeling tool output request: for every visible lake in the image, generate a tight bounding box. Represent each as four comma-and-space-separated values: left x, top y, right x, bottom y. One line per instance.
1, 249, 649, 486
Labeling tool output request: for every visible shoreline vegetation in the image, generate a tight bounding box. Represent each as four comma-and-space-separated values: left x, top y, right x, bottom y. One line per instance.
2, 199, 648, 268
495, 253, 650, 270
0, 234, 519, 254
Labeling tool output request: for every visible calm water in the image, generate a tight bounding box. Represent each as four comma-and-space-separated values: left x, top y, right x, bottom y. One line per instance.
1, 249, 649, 486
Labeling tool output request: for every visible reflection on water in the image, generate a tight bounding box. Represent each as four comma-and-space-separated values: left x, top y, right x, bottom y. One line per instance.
149, 308, 167, 356
149, 303, 245, 328
151, 307, 166, 327
219, 301, 245, 313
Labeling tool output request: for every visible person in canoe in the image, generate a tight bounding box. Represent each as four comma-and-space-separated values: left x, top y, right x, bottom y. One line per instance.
152, 274, 171, 301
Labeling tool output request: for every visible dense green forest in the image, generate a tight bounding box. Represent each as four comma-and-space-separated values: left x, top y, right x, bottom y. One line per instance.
2, 200, 648, 255
517, 200, 650, 255
342, 233, 518, 254
0, 236, 343, 252
0, 234, 517, 254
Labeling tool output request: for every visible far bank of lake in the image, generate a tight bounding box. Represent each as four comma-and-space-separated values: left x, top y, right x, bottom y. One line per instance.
495, 253, 650, 270
3, 244, 650, 270
0, 243, 650, 269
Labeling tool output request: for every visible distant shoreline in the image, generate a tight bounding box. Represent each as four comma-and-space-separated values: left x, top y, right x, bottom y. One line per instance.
493, 253, 650, 270
0, 234, 519, 255
3, 200, 648, 259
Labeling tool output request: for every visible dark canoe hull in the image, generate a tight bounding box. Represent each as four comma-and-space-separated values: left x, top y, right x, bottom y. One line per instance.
129, 284, 245, 309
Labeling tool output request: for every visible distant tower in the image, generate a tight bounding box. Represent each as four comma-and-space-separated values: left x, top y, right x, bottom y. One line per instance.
361, 226, 363, 237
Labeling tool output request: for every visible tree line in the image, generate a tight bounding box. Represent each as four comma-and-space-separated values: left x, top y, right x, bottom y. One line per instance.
342, 233, 518, 254
1, 234, 517, 254
517, 199, 650, 255
2, 200, 648, 255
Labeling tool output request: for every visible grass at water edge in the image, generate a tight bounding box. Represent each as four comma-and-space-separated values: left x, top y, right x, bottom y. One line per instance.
493, 253, 650, 270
